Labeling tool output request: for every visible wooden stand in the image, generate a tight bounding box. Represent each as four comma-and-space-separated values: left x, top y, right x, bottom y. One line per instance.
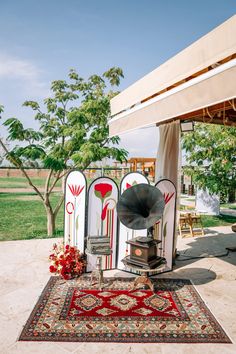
85, 251, 105, 291
90, 256, 104, 291
132, 273, 155, 291
122, 256, 166, 292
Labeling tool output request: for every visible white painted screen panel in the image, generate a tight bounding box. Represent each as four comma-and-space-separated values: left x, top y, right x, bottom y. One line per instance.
87, 177, 119, 271
64, 170, 86, 252
117, 172, 149, 270
155, 179, 176, 272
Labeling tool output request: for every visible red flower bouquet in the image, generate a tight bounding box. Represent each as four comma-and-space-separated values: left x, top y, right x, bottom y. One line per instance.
49, 243, 86, 280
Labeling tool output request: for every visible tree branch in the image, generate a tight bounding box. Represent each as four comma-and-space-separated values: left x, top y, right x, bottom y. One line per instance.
45, 169, 53, 195
0, 137, 44, 201
53, 194, 64, 217
48, 171, 61, 195
57, 160, 91, 181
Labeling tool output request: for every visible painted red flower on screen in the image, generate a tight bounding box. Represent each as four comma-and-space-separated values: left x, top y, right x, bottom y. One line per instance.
163, 192, 175, 204
126, 180, 137, 190
68, 184, 84, 197
94, 183, 112, 200
101, 202, 110, 221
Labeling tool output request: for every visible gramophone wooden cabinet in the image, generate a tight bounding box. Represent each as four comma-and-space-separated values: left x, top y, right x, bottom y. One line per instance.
125, 237, 163, 269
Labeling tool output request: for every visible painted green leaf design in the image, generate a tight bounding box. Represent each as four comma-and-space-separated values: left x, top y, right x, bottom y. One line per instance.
104, 190, 112, 199
76, 215, 79, 232
163, 222, 167, 238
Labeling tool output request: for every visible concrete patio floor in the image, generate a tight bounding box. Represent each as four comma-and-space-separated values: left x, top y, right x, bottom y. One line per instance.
1, 226, 236, 354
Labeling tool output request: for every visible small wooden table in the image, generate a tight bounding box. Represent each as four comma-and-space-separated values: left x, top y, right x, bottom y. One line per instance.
179, 212, 204, 237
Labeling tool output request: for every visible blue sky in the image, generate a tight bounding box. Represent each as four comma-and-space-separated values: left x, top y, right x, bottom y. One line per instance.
0, 0, 235, 157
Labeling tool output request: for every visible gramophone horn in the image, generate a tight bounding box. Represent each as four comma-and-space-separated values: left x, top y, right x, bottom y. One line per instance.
117, 183, 165, 230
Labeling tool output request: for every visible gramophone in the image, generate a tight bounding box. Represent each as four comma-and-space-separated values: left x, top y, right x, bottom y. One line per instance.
117, 183, 166, 269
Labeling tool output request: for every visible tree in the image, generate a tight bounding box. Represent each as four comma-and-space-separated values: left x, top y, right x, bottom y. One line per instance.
0, 138, 9, 167
0, 68, 128, 236
182, 122, 236, 202
0, 141, 4, 166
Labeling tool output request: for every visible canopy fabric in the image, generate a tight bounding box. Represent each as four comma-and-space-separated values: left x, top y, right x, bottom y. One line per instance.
109, 59, 236, 136
110, 15, 236, 119
155, 121, 180, 188
155, 121, 180, 258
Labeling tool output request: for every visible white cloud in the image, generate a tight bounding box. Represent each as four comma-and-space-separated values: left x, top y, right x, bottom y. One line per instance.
119, 126, 159, 157
0, 53, 49, 97
0, 54, 39, 79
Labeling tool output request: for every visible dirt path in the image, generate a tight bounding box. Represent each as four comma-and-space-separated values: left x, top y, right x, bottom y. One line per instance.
0, 187, 62, 193
220, 208, 236, 217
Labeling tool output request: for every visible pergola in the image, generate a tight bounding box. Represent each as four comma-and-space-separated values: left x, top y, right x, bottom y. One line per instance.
109, 15, 236, 251
128, 157, 156, 179
109, 15, 236, 183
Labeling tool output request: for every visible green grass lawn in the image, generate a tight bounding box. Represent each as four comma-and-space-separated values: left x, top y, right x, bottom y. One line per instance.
181, 197, 195, 201
0, 192, 64, 241
0, 175, 235, 241
221, 203, 236, 210
0, 174, 114, 241
201, 214, 236, 228
1, 191, 235, 241
180, 205, 195, 210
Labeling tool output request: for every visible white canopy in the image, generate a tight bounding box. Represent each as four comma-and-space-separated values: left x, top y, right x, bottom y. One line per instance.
109, 15, 236, 136
109, 16, 236, 258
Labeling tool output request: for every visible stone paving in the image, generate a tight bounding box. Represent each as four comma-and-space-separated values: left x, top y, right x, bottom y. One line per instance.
0, 226, 236, 353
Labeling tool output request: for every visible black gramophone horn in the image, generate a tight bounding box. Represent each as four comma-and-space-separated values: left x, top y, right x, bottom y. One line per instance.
117, 183, 165, 230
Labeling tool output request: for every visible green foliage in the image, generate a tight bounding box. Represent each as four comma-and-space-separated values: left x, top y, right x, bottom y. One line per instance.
182, 123, 236, 197
0, 67, 128, 236
103, 67, 124, 86
2, 67, 128, 171
0, 104, 4, 117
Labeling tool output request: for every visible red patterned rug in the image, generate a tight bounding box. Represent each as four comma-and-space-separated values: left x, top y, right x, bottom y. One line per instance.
19, 276, 231, 343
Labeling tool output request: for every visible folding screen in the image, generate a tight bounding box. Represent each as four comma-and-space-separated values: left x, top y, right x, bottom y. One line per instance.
64, 171, 176, 275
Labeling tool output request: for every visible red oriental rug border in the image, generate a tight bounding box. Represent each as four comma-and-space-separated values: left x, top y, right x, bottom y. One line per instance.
19, 276, 231, 343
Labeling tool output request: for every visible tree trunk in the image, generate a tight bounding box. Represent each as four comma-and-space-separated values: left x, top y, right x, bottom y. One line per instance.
228, 188, 236, 203
46, 207, 56, 237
